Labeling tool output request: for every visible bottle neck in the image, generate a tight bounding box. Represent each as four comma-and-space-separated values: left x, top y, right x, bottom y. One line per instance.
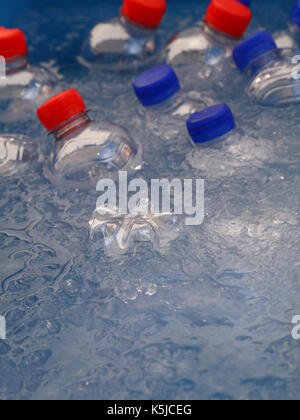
246, 49, 280, 77
5, 54, 29, 75
191, 129, 236, 148
51, 111, 91, 142
203, 21, 242, 47
146, 90, 184, 113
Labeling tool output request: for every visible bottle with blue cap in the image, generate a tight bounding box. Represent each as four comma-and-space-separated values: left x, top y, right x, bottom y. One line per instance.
273, 0, 300, 54
186, 103, 272, 180
187, 104, 236, 146
79, 0, 167, 71
133, 65, 206, 119
233, 31, 300, 106
165, 0, 252, 69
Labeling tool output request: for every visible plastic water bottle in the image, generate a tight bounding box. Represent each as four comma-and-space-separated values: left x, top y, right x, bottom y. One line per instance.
273, 1, 300, 53
0, 134, 38, 176
79, 0, 167, 71
37, 89, 142, 189
233, 31, 300, 106
133, 65, 206, 119
186, 104, 236, 145
165, 0, 252, 68
89, 198, 179, 257
0, 27, 56, 123
185, 104, 272, 181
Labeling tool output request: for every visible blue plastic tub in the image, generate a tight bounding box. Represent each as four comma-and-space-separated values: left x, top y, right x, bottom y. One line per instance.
1, 0, 103, 26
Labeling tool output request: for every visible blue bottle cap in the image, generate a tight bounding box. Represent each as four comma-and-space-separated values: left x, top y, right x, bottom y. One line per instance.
233, 31, 277, 71
291, 0, 300, 27
133, 65, 181, 107
186, 104, 236, 144
238, 0, 251, 7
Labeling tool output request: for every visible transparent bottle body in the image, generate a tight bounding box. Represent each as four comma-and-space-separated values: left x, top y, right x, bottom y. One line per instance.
246, 51, 300, 106
0, 134, 38, 176
45, 112, 142, 189
135, 91, 206, 158
186, 128, 276, 180
79, 14, 162, 71
188, 130, 236, 149
134, 91, 208, 175
140, 90, 205, 120
273, 22, 300, 56
165, 21, 240, 68
0, 56, 56, 123
89, 199, 180, 258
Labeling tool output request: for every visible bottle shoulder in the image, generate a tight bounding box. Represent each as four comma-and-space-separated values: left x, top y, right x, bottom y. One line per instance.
89, 18, 131, 50
165, 22, 235, 67
165, 25, 209, 65
2, 64, 55, 87
49, 120, 142, 189
142, 94, 205, 120
250, 60, 295, 84
90, 16, 157, 40
56, 120, 133, 146
79, 16, 161, 70
0, 64, 56, 104
248, 59, 300, 106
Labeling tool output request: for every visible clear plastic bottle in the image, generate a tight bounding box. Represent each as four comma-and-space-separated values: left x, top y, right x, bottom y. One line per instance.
37, 89, 142, 189
133, 64, 208, 168
0, 27, 56, 123
273, 1, 300, 54
79, 0, 167, 71
165, 0, 252, 68
233, 31, 300, 106
0, 134, 38, 176
133, 65, 206, 120
185, 104, 274, 181
89, 198, 179, 257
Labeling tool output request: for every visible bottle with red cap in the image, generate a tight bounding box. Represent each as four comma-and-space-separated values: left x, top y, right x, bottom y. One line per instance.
0, 134, 38, 176
0, 27, 56, 123
37, 89, 142, 189
79, 0, 167, 71
165, 0, 252, 69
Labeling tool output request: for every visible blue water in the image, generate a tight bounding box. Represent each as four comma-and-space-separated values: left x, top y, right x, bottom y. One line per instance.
0, 0, 300, 400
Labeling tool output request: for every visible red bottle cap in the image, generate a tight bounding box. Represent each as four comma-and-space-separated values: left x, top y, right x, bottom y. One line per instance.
37, 89, 87, 132
0, 27, 27, 59
121, 0, 167, 28
205, 0, 252, 38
